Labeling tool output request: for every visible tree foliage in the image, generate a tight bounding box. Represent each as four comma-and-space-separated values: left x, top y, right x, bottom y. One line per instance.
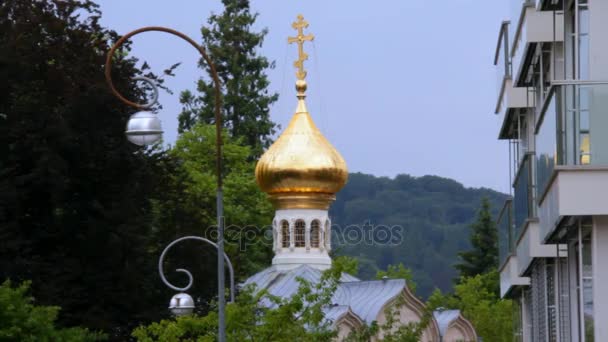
332, 256, 359, 276
0, 0, 168, 337
0, 280, 103, 341
454, 197, 499, 281
178, 0, 278, 158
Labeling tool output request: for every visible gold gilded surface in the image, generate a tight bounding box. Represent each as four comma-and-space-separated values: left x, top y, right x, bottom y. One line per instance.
255, 88, 348, 196
268, 193, 336, 210
288, 14, 314, 81
256, 15, 348, 210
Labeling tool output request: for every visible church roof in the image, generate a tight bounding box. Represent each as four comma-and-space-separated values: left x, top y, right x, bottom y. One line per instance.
243, 265, 409, 325
433, 309, 464, 337
332, 279, 406, 324
242, 264, 359, 308
323, 305, 355, 323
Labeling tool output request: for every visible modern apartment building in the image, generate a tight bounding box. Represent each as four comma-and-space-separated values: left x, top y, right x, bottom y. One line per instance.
494, 0, 608, 341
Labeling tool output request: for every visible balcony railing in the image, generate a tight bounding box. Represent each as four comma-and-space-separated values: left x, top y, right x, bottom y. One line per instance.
509, 1, 533, 45
536, 81, 608, 199
495, 21, 511, 114
498, 199, 514, 269
511, 3, 563, 87
513, 153, 534, 237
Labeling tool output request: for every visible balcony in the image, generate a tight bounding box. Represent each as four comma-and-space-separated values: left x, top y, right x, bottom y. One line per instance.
511, 4, 563, 87
515, 220, 563, 275
494, 18, 533, 139
497, 199, 530, 298
536, 82, 608, 240
496, 79, 533, 117
499, 255, 530, 298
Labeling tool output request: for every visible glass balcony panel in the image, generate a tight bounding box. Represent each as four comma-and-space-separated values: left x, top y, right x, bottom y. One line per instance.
496, 45, 508, 106
585, 84, 608, 165
536, 83, 608, 196
498, 200, 513, 268
511, 21, 526, 85
536, 89, 558, 197
514, 154, 533, 236
495, 23, 512, 115
510, 1, 529, 44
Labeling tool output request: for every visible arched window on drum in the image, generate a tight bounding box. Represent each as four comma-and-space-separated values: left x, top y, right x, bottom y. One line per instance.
281, 220, 290, 248
295, 219, 305, 247
310, 220, 320, 248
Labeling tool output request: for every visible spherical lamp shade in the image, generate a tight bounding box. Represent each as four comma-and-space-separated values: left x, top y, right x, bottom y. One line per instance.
125, 111, 163, 146
169, 293, 195, 316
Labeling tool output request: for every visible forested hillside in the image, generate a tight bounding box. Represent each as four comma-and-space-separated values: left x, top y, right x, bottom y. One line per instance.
330, 173, 507, 298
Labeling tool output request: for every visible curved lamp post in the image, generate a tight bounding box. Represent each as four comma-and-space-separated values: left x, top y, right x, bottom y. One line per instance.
104, 27, 228, 342
158, 236, 235, 305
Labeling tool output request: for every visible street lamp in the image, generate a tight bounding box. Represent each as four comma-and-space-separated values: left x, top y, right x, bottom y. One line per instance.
123, 77, 163, 146
104, 26, 228, 342
125, 111, 163, 146
169, 293, 195, 316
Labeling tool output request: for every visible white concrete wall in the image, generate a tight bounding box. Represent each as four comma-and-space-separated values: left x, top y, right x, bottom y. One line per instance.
516, 222, 560, 276
589, 0, 608, 79
593, 216, 608, 340
500, 255, 530, 298
539, 169, 608, 241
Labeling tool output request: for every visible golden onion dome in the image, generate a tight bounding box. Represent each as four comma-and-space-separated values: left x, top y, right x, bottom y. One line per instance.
255, 80, 348, 210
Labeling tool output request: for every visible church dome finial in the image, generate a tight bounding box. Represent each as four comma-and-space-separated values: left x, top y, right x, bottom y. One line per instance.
255, 15, 347, 210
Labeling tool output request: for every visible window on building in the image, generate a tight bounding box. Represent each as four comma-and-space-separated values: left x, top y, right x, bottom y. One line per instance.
295, 220, 305, 247
557, 255, 571, 341
281, 220, 290, 248
566, 218, 593, 342
310, 220, 320, 248
546, 259, 558, 342
576, 222, 593, 342
566, 0, 589, 80
514, 296, 524, 342
523, 288, 534, 341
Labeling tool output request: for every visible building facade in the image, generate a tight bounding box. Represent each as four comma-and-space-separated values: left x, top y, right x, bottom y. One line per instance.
495, 0, 608, 341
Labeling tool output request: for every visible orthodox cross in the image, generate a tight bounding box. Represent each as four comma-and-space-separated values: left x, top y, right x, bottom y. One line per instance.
288, 14, 315, 80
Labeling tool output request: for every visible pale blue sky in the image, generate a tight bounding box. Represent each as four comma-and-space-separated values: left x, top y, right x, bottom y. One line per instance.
96, 0, 510, 193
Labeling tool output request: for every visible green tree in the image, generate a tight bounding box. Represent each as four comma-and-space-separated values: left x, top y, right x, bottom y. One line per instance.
0, 280, 103, 341
454, 197, 498, 280
178, 0, 278, 157
332, 256, 359, 276
427, 271, 512, 342
0, 0, 168, 337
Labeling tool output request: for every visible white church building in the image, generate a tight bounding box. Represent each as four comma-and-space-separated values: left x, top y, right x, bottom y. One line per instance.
244, 15, 478, 342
